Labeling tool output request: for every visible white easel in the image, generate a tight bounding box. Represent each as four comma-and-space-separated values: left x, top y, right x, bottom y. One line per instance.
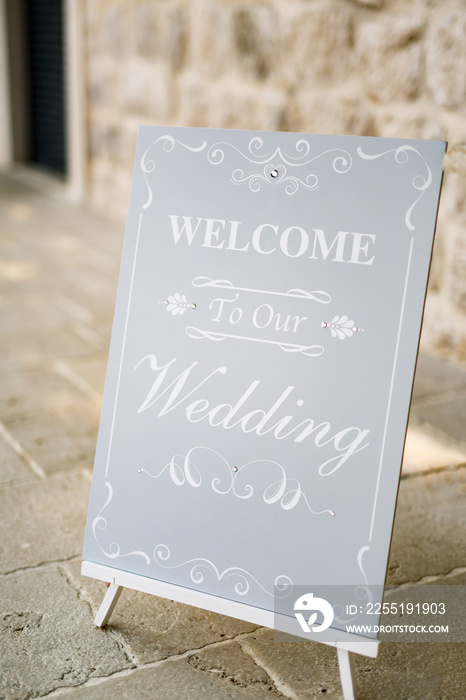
82, 561, 379, 700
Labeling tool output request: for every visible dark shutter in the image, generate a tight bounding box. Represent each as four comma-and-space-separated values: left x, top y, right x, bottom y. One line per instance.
26, 0, 66, 173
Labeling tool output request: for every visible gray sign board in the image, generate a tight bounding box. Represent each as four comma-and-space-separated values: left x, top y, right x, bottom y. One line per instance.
83, 127, 445, 627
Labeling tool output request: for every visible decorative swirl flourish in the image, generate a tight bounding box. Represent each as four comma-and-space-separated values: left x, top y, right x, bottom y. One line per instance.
357, 145, 433, 231
208, 139, 352, 169
92, 482, 151, 564
185, 326, 324, 357
231, 164, 318, 195
139, 447, 334, 516
357, 545, 370, 587
351, 544, 374, 616
140, 135, 352, 205
207, 139, 352, 194
192, 277, 331, 304
153, 543, 293, 597
140, 136, 207, 209
140, 447, 233, 494
349, 545, 373, 617
332, 545, 374, 624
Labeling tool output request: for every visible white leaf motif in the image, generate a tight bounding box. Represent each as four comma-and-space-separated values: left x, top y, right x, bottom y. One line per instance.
322, 315, 363, 340
164, 293, 194, 316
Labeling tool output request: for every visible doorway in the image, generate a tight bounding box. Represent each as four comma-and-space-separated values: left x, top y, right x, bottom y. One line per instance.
26, 0, 66, 174
6, 0, 66, 176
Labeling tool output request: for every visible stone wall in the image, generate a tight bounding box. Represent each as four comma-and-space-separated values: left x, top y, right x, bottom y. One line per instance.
83, 0, 466, 363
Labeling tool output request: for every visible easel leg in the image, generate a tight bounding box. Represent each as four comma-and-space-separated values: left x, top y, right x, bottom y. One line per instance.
94, 582, 123, 627
337, 648, 358, 700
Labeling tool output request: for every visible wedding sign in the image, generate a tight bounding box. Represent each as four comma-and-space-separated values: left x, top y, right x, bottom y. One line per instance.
82, 127, 445, 642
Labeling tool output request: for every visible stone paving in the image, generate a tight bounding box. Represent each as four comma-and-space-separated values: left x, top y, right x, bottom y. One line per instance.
0, 175, 465, 700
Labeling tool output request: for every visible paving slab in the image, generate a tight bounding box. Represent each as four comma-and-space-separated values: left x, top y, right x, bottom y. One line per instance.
0, 316, 98, 364
2, 405, 98, 475
355, 572, 466, 699
434, 642, 466, 699
0, 470, 90, 574
241, 628, 343, 699
61, 268, 118, 319
44, 654, 285, 700
414, 397, 466, 445
65, 559, 259, 665
52, 353, 108, 403
0, 291, 65, 332
0, 253, 87, 301
402, 425, 466, 474
241, 627, 466, 700
387, 468, 466, 585
410, 355, 466, 446
0, 565, 133, 699
355, 643, 445, 700
0, 361, 100, 423
412, 354, 466, 404
0, 436, 36, 486
186, 639, 276, 690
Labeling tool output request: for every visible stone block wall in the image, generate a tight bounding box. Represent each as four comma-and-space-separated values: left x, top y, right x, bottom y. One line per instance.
83, 0, 466, 363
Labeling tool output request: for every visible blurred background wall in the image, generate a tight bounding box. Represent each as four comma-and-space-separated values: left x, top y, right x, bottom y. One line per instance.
0, 0, 465, 363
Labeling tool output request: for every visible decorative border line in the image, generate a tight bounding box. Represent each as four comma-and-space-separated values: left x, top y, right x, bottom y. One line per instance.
368, 237, 415, 543
332, 546, 373, 624
357, 146, 432, 232
141, 136, 208, 209
92, 482, 151, 564
105, 212, 144, 478
353, 236, 415, 592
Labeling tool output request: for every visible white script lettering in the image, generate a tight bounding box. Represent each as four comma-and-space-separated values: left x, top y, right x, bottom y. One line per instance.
134, 356, 371, 475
